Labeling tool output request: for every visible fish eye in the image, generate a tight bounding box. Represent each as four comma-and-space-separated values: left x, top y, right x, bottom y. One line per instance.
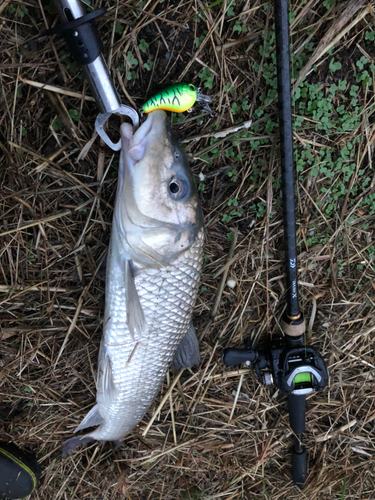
168, 177, 188, 200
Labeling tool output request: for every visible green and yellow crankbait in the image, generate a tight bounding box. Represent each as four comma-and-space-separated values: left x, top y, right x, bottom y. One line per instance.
141, 83, 212, 114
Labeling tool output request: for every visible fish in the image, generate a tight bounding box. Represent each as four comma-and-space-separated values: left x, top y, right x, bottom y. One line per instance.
62, 110, 204, 454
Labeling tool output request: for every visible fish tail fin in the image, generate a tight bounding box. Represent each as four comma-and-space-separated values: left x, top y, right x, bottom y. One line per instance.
62, 435, 94, 456
113, 440, 122, 450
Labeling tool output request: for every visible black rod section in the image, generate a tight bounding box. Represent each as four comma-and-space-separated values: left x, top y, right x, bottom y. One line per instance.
274, 0, 300, 320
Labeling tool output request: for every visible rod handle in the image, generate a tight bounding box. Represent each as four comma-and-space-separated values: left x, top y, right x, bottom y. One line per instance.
287, 394, 306, 434
291, 447, 307, 488
287, 394, 307, 487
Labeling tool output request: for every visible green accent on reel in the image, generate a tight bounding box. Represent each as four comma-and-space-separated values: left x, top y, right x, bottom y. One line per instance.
141, 83, 198, 114
294, 372, 312, 384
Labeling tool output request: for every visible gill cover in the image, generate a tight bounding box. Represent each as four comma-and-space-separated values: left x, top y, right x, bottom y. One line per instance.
115, 110, 202, 267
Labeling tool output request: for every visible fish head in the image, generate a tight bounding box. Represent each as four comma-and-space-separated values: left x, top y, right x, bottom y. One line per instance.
116, 110, 203, 266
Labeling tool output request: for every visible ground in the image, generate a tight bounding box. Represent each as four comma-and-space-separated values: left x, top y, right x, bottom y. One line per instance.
1, 0, 375, 499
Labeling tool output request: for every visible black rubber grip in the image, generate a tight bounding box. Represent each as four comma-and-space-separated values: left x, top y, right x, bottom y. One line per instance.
287, 394, 306, 435
291, 447, 308, 488
222, 348, 257, 367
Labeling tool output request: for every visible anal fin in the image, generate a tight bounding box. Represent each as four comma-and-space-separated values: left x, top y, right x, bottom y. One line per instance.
74, 404, 104, 433
171, 322, 200, 371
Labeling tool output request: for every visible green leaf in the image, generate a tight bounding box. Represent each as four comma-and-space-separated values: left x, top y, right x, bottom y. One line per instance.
139, 39, 149, 53
68, 109, 80, 122
241, 100, 250, 111
356, 56, 368, 71
226, 0, 236, 17
329, 58, 341, 72
323, 0, 336, 8
230, 102, 241, 115
115, 23, 124, 35
126, 70, 137, 81
52, 117, 62, 131
223, 83, 234, 94
126, 51, 138, 67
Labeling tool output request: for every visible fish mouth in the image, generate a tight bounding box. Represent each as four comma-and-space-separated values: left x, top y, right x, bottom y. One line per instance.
120, 110, 166, 169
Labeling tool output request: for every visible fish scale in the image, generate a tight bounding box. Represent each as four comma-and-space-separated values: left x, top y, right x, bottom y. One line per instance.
91, 228, 204, 442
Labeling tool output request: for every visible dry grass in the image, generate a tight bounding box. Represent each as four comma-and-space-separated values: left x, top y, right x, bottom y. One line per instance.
1, 0, 375, 498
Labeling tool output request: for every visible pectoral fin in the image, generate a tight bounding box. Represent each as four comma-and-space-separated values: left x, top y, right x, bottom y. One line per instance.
125, 259, 145, 339
171, 322, 200, 371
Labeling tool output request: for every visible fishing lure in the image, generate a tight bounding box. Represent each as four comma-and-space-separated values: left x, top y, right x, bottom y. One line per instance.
141, 83, 212, 114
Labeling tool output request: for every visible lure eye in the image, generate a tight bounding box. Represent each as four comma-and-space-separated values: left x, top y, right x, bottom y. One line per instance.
168, 177, 188, 200
188, 84, 196, 93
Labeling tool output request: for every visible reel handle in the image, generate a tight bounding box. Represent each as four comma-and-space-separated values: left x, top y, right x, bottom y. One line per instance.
222, 348, 257, 367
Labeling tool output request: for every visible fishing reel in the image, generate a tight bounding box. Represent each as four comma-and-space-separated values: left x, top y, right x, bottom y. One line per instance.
222, 334, 328, 396
223, 321, 328, 488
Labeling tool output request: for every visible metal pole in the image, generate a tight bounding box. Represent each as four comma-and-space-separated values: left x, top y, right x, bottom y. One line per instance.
53, 0, 121, 114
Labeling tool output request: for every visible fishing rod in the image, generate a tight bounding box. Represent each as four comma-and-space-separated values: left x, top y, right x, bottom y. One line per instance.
222, 0, 328, 488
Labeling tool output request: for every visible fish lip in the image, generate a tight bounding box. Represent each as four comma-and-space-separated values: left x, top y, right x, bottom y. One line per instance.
118, 110, 168, 200
120, 110, 167, 166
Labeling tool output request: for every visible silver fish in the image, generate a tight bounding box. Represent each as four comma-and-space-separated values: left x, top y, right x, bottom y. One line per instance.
62, 110, 203, 454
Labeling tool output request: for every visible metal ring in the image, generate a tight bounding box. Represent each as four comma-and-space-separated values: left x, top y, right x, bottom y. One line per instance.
286, 313, 301, 321
95, 105, 139, 151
